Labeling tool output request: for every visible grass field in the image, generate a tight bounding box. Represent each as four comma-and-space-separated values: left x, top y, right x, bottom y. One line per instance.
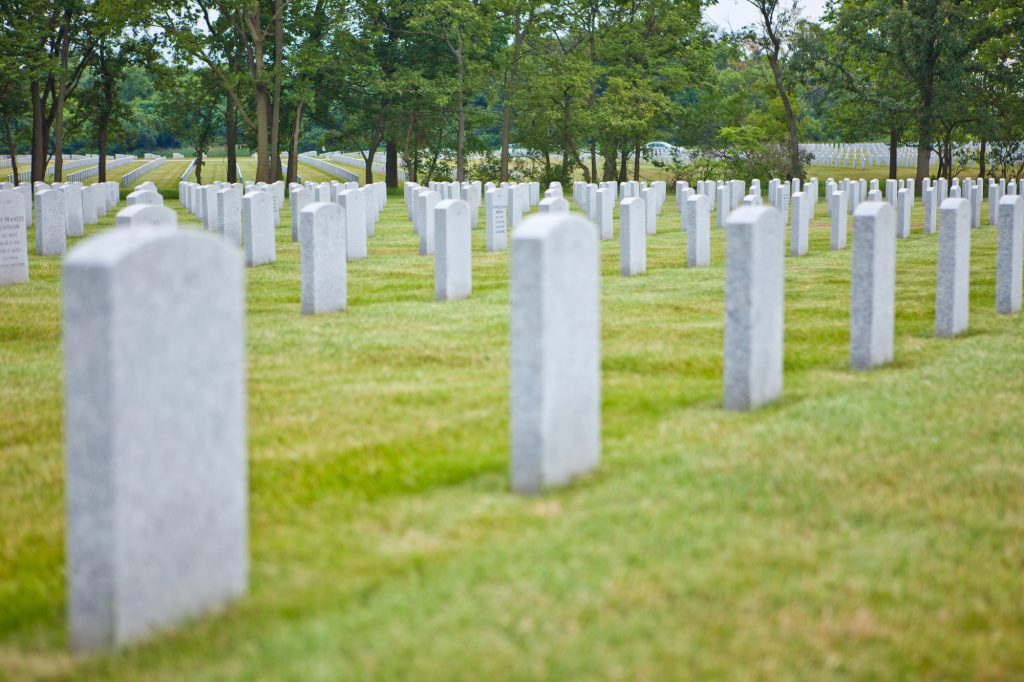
175, 157, 362, 188
80, 160, 150, 188
1, 185, 1022, 680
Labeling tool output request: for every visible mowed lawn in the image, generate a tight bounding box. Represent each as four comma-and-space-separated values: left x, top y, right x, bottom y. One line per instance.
181, 157, 357, 187
1, 184, 1023, 680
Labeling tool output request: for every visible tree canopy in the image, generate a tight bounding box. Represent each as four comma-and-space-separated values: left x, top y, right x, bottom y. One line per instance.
1, 0, 1021, 184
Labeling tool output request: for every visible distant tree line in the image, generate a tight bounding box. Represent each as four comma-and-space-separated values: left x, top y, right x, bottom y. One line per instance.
1, 0, 1021, 185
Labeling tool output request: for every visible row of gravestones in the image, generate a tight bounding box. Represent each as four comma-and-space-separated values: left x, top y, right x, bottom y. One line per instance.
0, 180, 120, 284
180, 180, 279, 266
53, 189, 1023, 653
286, 181, 387, 312
803, 142, 933, 169
50, 199, 578, 652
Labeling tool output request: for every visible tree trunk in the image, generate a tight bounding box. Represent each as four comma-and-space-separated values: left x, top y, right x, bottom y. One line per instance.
889, 128, 898, 179
53, 88, 65, 183
944, 128, 953, 182
364, 150, 375, 185
53, 27, 70, 183
587, 2, 597, 183
3, 115, 19, 186
499, 100, 513, 184
98, 70, 114, 183
402, 111, 416, 183
456, 55, 466, 182
385, 139, 398, 188
226, 96, 237, 183
915, 144, 931, 184
767, 52, 801, 179
915, 75, 935, 184
499, 12, 524, 184
286, 100, 303, 185
589, 141, 597, 185
98, 125, 108, 182
979, 138, 986, 178
634, 141, 641, 181
254, 84, 270, 182
31, 81, 46, 183
269, 0, 284, 182
618, 148, 628, 183
600, 146, 615, 181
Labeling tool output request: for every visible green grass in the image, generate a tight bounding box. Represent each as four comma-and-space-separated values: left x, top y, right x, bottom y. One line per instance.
1, 189, 1022, 680
178, 157, 365, 187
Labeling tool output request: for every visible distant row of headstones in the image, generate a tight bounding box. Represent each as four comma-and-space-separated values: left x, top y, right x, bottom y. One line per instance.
802, 142, 934, 170
6, 170, 1023, 656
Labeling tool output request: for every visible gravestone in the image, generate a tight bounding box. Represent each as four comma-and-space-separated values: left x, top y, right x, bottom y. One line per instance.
923, 187, 937, 234
896, 188, 911, 239
412, 188, 428, 235
64, 229, 246, 653
996, 195, 1023, 315
529, 181, 540, 206
434, 199, 472, 301
360, 186, 376, 238
686, 193, 710, 267
82, 184, 98, 225
831, 190, 848, 250
315, 183, 331, 203
777, 184, 790, 226
127, 189, 163, 207
511, 213, 600, 494
790, 192, 808, 256
485, 187, 508, 252
115, 205, 177, 230
416, 190, 440, 255
338, 190, 367, 260
63, 183, 84, 237
242, 191, 275, 267
15, 184, 31, 227
935, 198, 971, 337
724, 206, 783, 411
989, 181, 1001, 226
619, 197, 646, 276
91, 185, 107, 219
642, 188, 657, 235
204, 186, 219, 231
510, 184, 525, 228
850, 201, 896, 369
35, 189, 67, 256
218, 188, 242, 247
290, 187, 311, 242
886, 179, 897, 206
716, 185, 727, 228
300, 202, 346, 314
971, 181, 982, 228
596, 188, 614, 240
538, 197, 569, 214
0, 189, 29, 285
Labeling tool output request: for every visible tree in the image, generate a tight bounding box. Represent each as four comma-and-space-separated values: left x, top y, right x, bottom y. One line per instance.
156, 67, 222, 184
403, 0, 490, 181
157, 0, 289, 182
74, 25, 149, 181
743, 0, 803, 179
1, 0, 96, 182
